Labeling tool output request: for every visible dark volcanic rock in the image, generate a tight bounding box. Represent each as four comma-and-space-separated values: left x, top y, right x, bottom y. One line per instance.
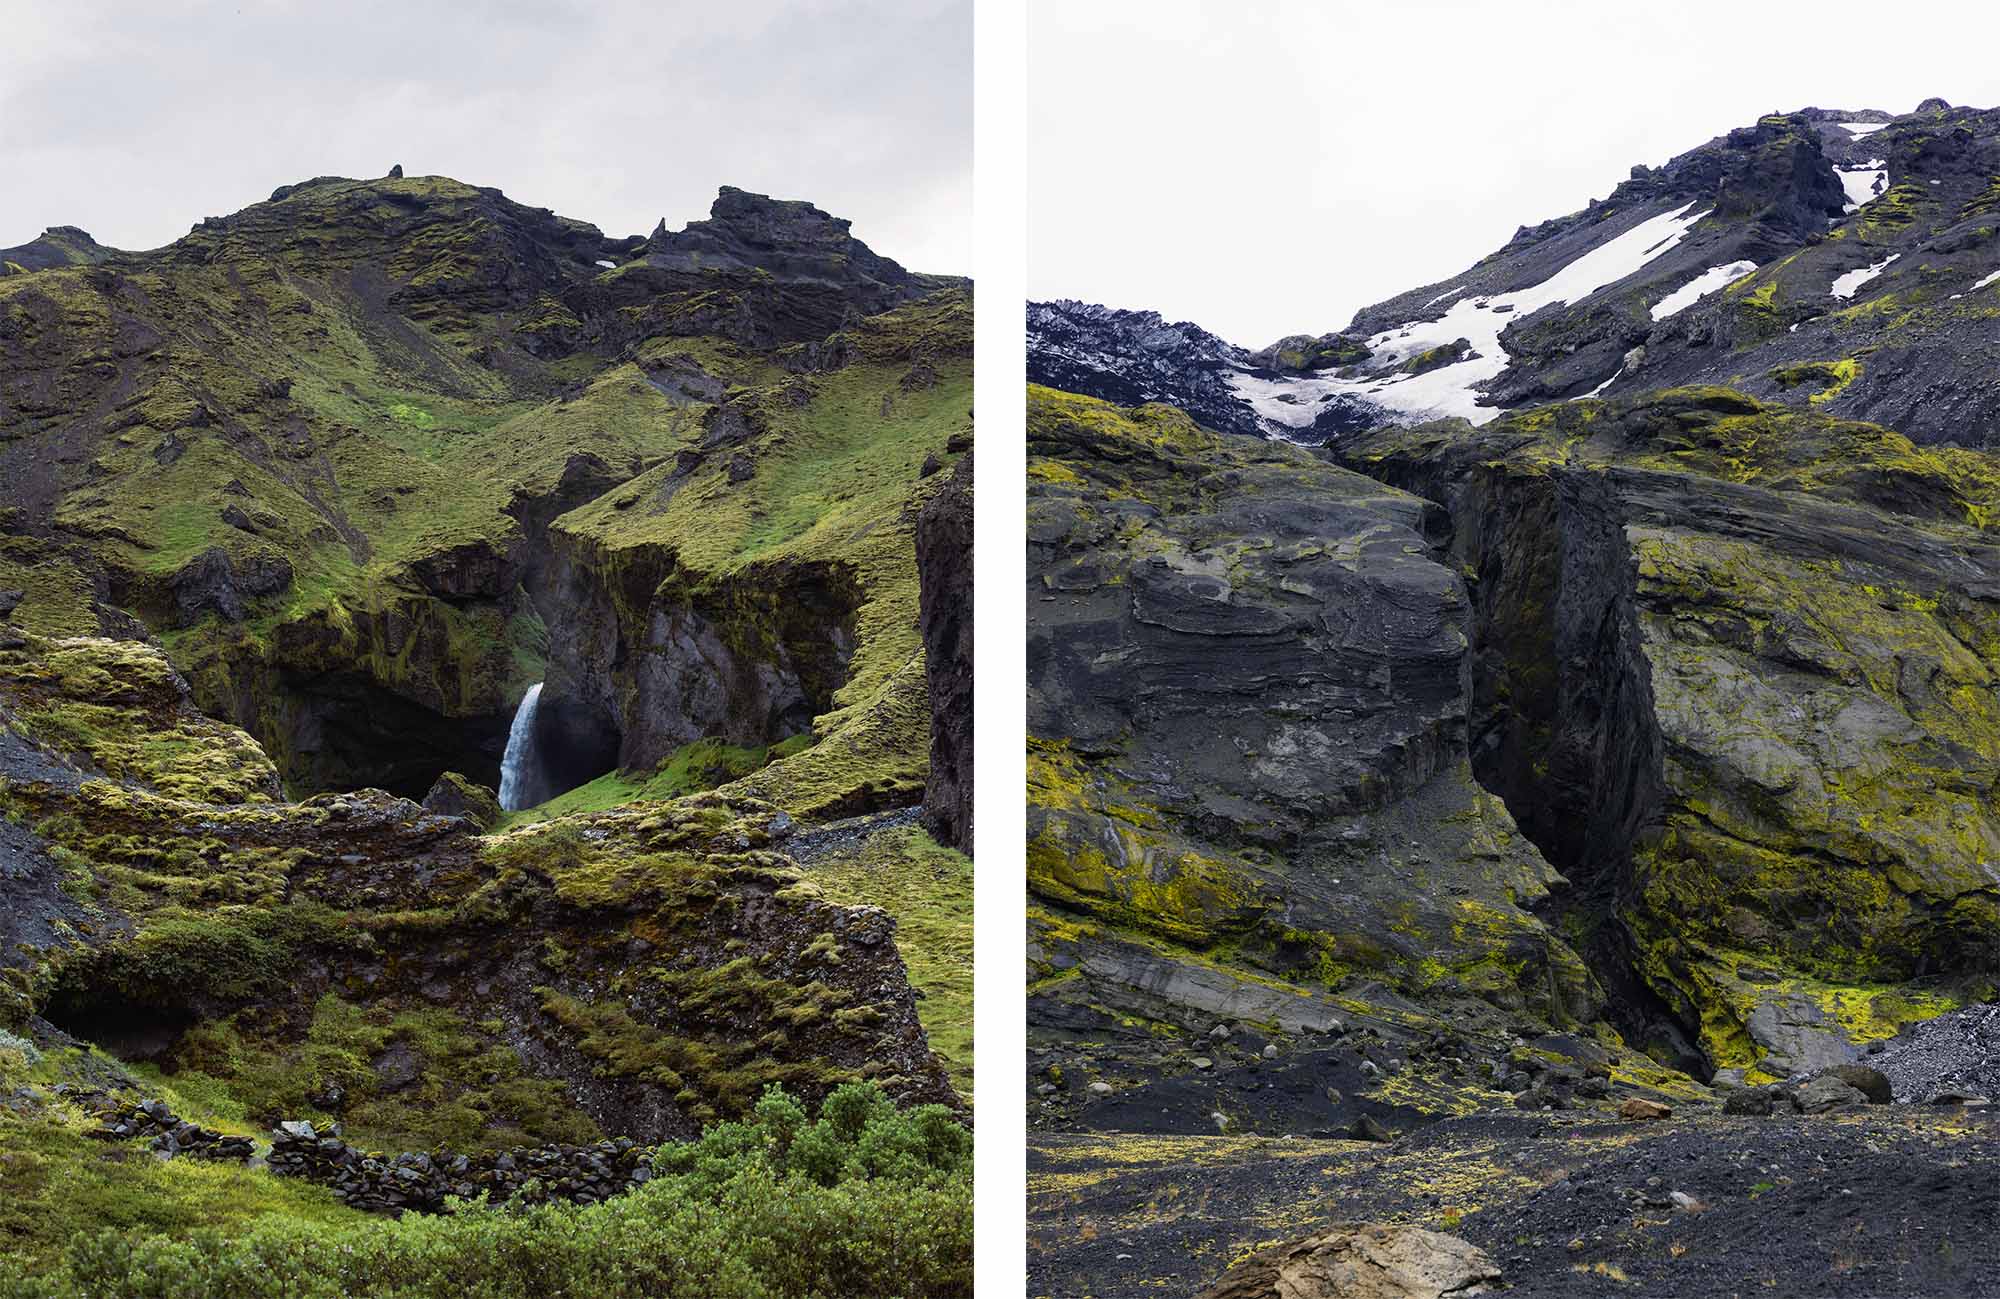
166, 546, 294, 624
419, 770, 502, 828
1025, 385, 1597, 1092
916, 449, 973, 853
645, 186, 916, 305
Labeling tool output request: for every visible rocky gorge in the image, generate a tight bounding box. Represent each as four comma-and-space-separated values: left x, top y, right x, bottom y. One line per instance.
1028, 100, 2000, 1298
0, 169, 972, 1282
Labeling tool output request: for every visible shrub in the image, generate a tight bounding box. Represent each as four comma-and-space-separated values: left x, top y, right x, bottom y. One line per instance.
0, 1083, 970, 1299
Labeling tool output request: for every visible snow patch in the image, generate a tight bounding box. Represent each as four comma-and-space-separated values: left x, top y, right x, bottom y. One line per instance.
1973, 269, 2000, 292
1581, 367, 1623, 399
595, 259, 617, 269
1423, 286, 1466, 308
1837, 163, 1887, 212
1831, 254, 1899, 300
1839, 121, 1889, 138
1229, 202, 1711, 429
1649, 261, 1759, 321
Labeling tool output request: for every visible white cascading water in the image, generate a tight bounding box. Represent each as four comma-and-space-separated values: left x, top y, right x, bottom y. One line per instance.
497, 682, 544, 811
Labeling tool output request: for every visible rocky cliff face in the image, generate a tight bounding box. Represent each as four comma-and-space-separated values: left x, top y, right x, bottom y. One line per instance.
1347, 390, 2000, 1081
1027, 387, 1609, 1126
918, 448, 973, 853
1028, 102, 2000, 1141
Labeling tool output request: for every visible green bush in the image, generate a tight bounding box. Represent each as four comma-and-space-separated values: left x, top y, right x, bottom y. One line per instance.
0, 1083, 970, 1299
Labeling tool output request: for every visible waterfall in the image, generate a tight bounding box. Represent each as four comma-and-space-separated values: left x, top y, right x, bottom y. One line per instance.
497, 682, 544, 811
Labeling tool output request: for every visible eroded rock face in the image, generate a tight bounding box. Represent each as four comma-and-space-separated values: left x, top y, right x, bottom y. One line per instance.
917, 449, 973, 853
537, 531, 861, 772
1194, 1222, 1500, 1299
1025, 386, 1598, 1078
1347, 388, 2000, 1078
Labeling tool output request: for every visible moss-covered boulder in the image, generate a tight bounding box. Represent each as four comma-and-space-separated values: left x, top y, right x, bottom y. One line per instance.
419, 771, 501, 828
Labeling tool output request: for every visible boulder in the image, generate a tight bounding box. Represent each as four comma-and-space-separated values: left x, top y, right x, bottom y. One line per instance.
1195, 1222, 1499, 1299
1793, 1074, 1870, 1114
421, 771, 502, 829
1619, 1098, 1672, 1121
1818, 1063, 1893, 1105
1722, 1086, 1780, 1116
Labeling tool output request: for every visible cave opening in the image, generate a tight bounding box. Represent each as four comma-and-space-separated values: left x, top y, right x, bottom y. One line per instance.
274, 669, 517, 802
39, 986, 197, 1066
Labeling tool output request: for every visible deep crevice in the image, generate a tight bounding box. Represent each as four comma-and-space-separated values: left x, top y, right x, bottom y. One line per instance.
1339, 449, 1710, 1074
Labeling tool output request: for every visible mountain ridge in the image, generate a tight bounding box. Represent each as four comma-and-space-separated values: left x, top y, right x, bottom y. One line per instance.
1032, 99, 2000, 448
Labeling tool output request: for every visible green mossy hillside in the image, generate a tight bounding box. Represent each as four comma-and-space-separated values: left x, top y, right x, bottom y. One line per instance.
0, 636, 958, 1157
546, 291, 972, 820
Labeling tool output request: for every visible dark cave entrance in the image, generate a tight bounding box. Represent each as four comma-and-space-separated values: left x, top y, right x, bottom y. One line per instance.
279, 669, 519, 801
40, 985, 197, 1066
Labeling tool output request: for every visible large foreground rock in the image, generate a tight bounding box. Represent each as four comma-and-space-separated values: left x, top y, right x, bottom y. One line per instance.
1194, 1222, 1499, 1299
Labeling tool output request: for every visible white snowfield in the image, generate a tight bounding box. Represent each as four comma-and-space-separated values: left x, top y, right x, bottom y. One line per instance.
595, 259, 617, 269
1650, 261, 1759, 320
1838, 162, 1887, 212
1831, 254, 1899, 300
1229, 202, 1712, 430
1839, 121, 1890, 138
1973, 269, 2000, 292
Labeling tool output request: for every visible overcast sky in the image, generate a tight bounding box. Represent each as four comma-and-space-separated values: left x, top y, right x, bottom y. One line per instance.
1030, 0, 2000, 345
0, 0, 969, 272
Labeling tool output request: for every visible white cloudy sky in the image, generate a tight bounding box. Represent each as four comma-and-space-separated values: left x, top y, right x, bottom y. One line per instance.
1030, 0, 2000, 345
0, 0, 970, 272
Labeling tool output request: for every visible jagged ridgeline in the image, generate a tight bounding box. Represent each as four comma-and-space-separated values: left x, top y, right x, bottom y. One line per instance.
0, 171, 971, 1280
1026, 101, 2000, 1173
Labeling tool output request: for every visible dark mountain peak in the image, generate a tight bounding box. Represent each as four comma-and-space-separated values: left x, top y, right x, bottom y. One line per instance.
643, 186, 912, 294
1917, 95, 1953, 114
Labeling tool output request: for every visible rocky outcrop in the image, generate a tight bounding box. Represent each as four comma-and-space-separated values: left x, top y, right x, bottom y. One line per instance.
537, 531, 861, 773
1345, 388, 2000, 1079
0, 226, 117, 273
420, 770, 501, 828
917, 448, 973, 853
645, 186, 916, 306
1195, 1223, 1500, 1299
1026, 386, 1598, 1098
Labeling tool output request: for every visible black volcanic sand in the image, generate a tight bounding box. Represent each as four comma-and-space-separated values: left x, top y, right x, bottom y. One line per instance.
1028, 1109, 2000, 1298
